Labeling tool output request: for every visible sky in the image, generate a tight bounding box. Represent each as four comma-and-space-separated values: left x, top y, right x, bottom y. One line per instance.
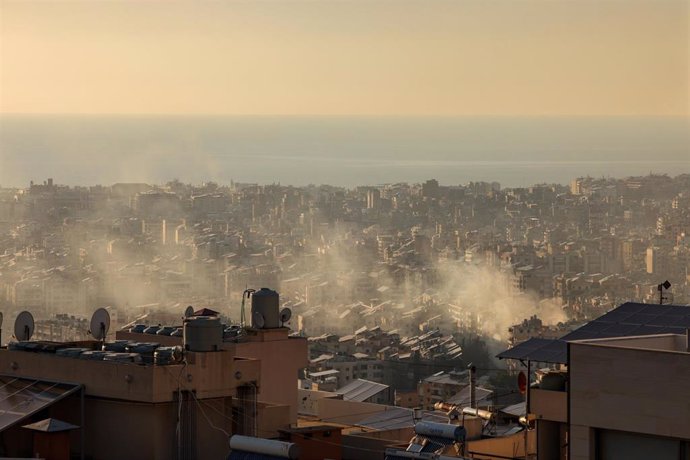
0, 0, 688, 117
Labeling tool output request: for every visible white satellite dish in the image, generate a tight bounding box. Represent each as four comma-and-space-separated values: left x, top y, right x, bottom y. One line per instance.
252, 311, 265, 329
90, 308, 111, 340
14, 311, 35, 341
184, 306, 195, 318
279, 308, 292, 325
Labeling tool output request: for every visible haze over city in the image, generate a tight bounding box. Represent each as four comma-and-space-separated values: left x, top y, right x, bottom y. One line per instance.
0, 1, 689, 460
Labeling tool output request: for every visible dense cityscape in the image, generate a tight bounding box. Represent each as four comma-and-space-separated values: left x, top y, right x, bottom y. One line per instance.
2, 174, 688, 331
1, 172, 688, 458
0, 173, 689, 458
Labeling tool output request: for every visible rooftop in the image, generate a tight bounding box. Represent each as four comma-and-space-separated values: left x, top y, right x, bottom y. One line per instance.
497, 302, 690, 364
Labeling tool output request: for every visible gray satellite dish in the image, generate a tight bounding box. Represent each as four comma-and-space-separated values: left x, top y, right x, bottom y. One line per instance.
90, 308, 111, 340
184, 306, 195, 318
14, 311, 34, 341
279, 308, 292, 325
252, 311, 265, 329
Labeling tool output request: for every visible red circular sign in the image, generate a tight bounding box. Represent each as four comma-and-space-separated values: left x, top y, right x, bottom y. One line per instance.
518, 371, 527, 395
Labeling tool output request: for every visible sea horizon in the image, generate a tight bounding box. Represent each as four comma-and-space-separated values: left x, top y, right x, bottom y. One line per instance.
1, 114, 688, 188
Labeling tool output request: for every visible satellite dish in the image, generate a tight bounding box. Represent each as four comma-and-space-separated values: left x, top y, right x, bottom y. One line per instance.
14, 311, 35, 341
252, 311, 265, 329
90, 308, 111, 340
184, 306, 195, 318
279, 308, 292, 325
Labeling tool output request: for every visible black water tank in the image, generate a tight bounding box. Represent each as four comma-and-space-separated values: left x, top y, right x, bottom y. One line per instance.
251, 288, 280, 329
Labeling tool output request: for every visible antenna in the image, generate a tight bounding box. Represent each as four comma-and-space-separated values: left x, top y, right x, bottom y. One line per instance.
90, 308, 111, 344
252, 311, 265, 329
658, 280, 671, 304
279, 308, 292, 327
14, 311, 35, 342
184, 306, 194, 318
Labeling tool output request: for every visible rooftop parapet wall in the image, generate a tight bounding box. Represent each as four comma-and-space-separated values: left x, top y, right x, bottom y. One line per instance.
569, 340, 690, 441
0, 348, 259, 403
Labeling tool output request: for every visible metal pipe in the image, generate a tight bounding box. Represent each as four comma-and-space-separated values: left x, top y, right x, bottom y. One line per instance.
525, 360, 531, 460
80, 386, 85, 460
468, 364, 476, 409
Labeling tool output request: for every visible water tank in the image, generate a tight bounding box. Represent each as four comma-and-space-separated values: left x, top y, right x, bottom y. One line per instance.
414, 421, 466, 442
251, 288, 280, 329
183, 316, 222, 352
229, 435, 299, 459
540, 372, 566, 391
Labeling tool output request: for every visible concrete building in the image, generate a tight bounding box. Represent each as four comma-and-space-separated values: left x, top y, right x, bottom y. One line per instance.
498, 302, 690, 460
569, 333, 690, 460
0, 339, 264, 460
0, 290, 308, 459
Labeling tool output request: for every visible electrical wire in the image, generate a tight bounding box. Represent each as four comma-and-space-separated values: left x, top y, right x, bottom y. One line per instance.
188, 389, 231, 438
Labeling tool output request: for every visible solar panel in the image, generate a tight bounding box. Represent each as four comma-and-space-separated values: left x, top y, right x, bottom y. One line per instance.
0, 375, 81, 433
496, 338, 567, 364
497, 302, 690, 364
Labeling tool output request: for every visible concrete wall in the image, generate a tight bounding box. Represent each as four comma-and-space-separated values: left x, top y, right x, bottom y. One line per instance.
256, 402, 292, 438
0, 348, 260, 402
298, 388, 341, 416
569, 341, 690, 460
235, 332, 308, 424
577, 334, 682, 352
531, 388, 567, 423
467, 430, 536, 460
1, 393, 234, 460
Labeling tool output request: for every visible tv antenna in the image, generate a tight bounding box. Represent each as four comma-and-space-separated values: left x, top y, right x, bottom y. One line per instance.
14, 311, 35, 342
279, 308, 292, 327
89, 308, 111, 345
658, 280, 671, 304
184, 306, 195, 318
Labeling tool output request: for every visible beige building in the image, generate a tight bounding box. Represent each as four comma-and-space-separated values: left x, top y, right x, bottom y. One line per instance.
0, 306, 307, 459
0, 341, 265, 459
569, 333, 690, 460
117, 326, 308, 425
499, 302, 690, 460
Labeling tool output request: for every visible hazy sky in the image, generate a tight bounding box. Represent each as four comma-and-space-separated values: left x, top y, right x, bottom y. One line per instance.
1, 0, 688, 116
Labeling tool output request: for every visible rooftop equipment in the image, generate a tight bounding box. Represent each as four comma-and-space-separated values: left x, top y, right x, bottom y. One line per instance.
183, 316, 222, 352
229, 435, 299, 459
14, 311, 34, 341
250, 288, 280, 329
89, 308, 110, 346
248, 287, 292, 330
414, 421, 466, 442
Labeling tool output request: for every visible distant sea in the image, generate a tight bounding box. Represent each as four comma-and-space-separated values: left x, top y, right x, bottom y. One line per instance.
1, 115, 688, 188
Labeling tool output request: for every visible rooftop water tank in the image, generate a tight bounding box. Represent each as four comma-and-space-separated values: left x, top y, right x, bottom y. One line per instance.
414, 421, 466, 442
229, 435, 299, 459
184, 316, 222, 352
251, 288, 280, 329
